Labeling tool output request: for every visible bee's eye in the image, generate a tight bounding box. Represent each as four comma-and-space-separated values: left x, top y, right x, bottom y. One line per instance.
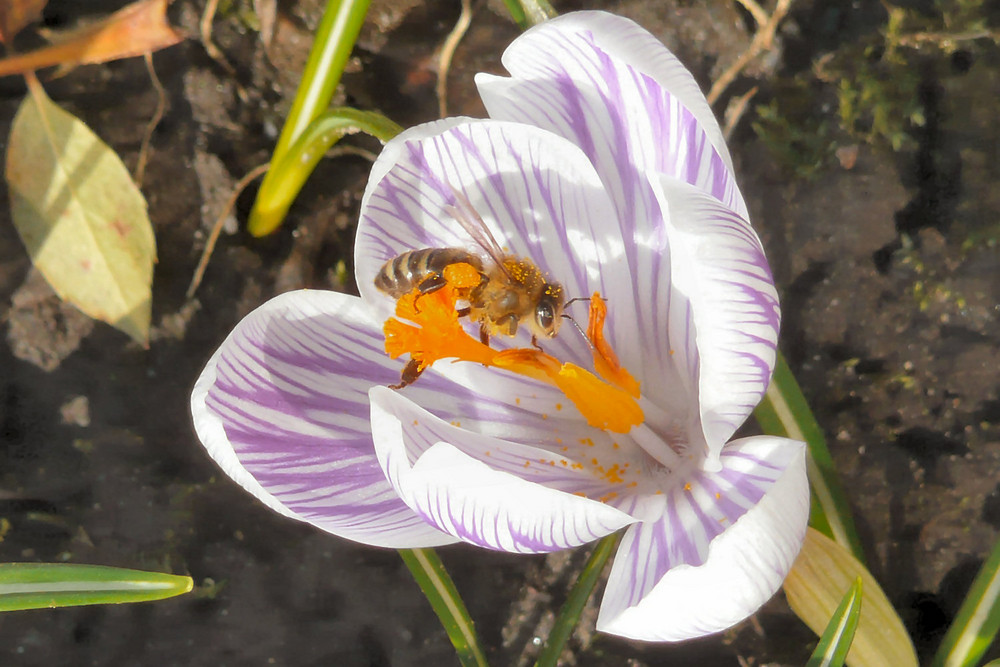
535, 302, 555, 333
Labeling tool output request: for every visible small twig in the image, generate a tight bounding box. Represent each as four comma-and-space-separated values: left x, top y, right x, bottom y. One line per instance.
200, 0, 235, 75
134, 52, 167, 187
896, 28, 1000, 48
707, 0, 794, 106
722, 85, 758, 141
199, 0, 250, 102
734, 0, 769, 28
186, 162, 271, 299
437, 0, 473, 118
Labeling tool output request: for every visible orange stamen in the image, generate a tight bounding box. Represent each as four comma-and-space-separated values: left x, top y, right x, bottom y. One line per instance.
586, 292, 640, 397
382, 280, 643, 433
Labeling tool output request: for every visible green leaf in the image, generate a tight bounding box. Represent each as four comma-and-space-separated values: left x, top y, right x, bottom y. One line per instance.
807, 577, 863, 667
931, 535, 1000, 667
754, 352, 867, 563
0, 563, 193, 611
5, 78, 155, 345
398, 548, 489, 667
249, 107, 402, 236
248, 0, 372, 237
785, 528, 917, 667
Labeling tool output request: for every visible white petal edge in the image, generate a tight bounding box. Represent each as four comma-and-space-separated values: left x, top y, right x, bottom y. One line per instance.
369, 385, 636, 553
596, 436, 808, 641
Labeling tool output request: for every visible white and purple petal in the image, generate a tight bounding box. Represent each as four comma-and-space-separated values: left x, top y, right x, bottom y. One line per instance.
370, 386, 636, 553
597, 436, 808, 641
191, 290, 457, 548
651, 174, 780, 454
476, 11, 747, 224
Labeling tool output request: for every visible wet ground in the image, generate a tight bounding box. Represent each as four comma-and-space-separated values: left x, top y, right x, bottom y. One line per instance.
1, 0, 998, 665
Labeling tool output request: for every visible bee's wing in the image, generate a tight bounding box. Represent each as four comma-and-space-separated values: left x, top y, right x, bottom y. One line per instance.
445, 184, 512, 278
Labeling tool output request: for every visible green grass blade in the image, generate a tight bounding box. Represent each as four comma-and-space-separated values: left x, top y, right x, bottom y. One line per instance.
398, 548, 489, 667
500, 0, 556, 27
249, 0, 371, 236
499, 0, 530, 29
534, 533, 620, 667
807, 577, 863, 667
754, 352, 866, 563
931, 536, 1000, 667
247, 107, 402, 234
0, 563, 193, 611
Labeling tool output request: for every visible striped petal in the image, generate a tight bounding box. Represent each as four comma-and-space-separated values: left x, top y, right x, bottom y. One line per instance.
651, 174, 780, 455
355, 117, 632, 369
369, 386, 636, 553
191, 290, 457, 548
476, 11, 747, 222
597, 436, 808, 641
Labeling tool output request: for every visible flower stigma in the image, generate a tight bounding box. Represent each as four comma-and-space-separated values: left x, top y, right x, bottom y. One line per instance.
381, 273, 643, 433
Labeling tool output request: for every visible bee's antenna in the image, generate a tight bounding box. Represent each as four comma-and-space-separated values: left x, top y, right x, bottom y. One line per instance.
564, 295, 607, 308
561, 313, 595, 350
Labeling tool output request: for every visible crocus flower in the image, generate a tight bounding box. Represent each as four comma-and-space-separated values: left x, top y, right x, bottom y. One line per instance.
191, 10, 809, 642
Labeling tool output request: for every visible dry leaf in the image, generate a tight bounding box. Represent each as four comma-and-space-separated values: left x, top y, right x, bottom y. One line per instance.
0, 0, 48, 43
784, 528, 918, 667
0, 0, 181, 78
5, 78, 156, 345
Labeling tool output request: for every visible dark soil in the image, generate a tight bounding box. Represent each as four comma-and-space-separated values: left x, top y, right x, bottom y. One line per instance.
1, 1, 998, 665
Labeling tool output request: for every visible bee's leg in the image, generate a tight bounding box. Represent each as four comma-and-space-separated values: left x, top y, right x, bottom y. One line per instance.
413, 274, 448, 312
500, 315, 518, 337
389, 358, 423, 390
456, 306, 471, 318
479, 324, 490, 346
531, 335, 542, 351
417, 274, 448, 294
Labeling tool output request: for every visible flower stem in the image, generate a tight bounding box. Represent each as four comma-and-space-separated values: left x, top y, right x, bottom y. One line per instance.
398, 548, 490, 667
248, 0, 371, 236
534, 532, 621, 667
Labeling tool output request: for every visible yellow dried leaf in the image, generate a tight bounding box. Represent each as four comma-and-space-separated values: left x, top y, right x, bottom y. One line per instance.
784, 528, 918, 667
5, 80, 155, 345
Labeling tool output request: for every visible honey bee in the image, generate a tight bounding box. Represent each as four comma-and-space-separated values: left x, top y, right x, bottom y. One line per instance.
375, 187, 565, 388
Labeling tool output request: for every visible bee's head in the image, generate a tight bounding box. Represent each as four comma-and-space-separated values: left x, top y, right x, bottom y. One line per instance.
533, 283, 565, 338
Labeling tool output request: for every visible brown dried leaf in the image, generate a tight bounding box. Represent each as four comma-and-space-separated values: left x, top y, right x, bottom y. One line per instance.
0, 0, 181, 78
0, 0, 48, 43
